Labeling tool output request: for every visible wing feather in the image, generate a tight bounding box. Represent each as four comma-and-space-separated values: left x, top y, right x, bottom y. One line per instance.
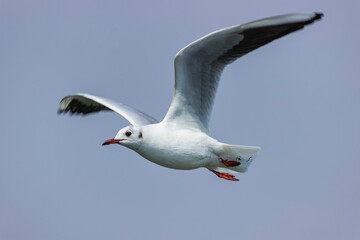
58, 93, 158, 126
163, 12, 323, 133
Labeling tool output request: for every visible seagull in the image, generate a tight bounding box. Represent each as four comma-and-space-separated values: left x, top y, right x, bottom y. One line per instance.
58, 12, 323, 181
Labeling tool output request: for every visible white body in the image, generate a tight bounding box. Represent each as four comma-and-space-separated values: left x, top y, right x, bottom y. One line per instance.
113, 121, 260, 175
134, 123, 221, 170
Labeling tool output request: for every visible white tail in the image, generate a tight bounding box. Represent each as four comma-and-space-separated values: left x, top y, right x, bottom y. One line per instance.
218, 144, 261, 173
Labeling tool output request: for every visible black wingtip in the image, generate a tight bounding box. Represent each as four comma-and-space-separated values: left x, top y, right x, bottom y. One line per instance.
314, 12, 324, 21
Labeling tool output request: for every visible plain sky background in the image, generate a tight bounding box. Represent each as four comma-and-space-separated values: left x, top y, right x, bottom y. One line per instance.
1, 0, 359, 239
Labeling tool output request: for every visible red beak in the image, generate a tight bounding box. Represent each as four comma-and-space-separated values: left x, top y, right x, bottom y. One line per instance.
102, 138, 122, 146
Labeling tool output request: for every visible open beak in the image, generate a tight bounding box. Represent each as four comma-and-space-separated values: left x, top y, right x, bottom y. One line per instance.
102, 138, 122, 146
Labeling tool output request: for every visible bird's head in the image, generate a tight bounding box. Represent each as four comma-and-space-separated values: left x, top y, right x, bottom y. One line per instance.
102, 125, 143, 150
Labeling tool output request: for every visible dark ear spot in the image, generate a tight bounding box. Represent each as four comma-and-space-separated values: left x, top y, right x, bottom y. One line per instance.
138, 132, 143, 138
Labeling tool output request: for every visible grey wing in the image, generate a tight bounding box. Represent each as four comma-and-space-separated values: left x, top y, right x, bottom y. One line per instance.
58, 93, 158, 126
163, 12, 323, 134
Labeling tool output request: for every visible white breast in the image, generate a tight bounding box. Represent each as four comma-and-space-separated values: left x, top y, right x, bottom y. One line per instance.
135, 123, 222, 170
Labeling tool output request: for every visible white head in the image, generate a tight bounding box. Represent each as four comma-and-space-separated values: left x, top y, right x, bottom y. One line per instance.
102, 125, 143, 151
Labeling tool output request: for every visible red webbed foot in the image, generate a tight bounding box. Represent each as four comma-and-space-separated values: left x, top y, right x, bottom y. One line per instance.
221, 158, 240, 167
209, 169, 239, 181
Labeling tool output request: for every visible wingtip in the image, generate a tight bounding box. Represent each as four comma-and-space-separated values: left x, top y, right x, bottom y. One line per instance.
314, 12, 324, 20
57, 109, 65, 115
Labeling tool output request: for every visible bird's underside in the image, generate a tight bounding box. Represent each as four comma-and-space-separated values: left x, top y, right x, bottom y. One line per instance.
58, 12, 323, 181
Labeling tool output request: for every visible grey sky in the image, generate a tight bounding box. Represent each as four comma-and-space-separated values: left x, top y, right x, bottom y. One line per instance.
1, 0, 359, 239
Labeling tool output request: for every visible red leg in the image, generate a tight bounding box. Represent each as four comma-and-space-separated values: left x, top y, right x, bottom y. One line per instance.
221, 158, 240, 167
209, 169, 239, 181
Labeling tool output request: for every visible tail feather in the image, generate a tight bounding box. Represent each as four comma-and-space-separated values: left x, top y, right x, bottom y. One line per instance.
218, 144, 260, 173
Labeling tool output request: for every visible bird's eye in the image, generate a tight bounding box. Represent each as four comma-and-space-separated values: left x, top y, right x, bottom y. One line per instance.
125, 131, 132, 137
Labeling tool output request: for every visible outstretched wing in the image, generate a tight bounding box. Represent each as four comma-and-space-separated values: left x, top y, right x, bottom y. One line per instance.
163, 12, 323, 134
58, 93, 158, 126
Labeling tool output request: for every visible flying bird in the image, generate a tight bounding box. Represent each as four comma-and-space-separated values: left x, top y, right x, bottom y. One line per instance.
58, 12, 323, 181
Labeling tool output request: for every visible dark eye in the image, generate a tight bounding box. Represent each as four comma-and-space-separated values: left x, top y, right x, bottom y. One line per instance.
125, 131, 132, 137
